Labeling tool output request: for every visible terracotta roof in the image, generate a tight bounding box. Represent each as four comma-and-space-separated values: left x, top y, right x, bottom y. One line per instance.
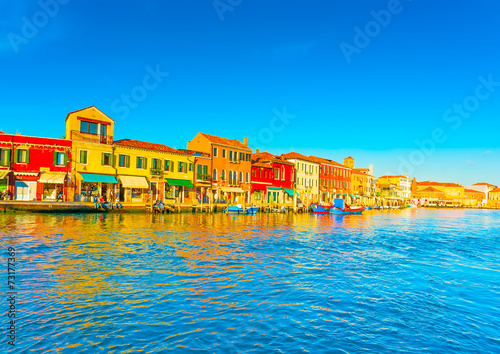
472, 182, 498, 188
491, 188, 500, 193
352, 168, 374, 177
114, 139, 186, 155
464, 189, 485, 194
252, 152, 294, 165
252, 162, 272, 168
420, 186, 445, 193
379, 175, 408, 179
0, 131, 6, 134
281, 151, 318, 163
418, 181, 462, 187
308, 155, 348, 168
65, 105, 114, 122
199, 133, 251, 151
345, 156, 353, 160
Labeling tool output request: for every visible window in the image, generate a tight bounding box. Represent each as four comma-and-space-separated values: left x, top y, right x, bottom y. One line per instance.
275, 168, 280, 180
246, 172, 249, 183
239, 172, 243, 182
15, 149, 29, 164
228, 171, 233, 184
55, 152, 66, 166
259, 170, 261, 178
246, 154, 251, 162
178, 161, 186, 173
137, 156, 147, 169
119, 154, 130, 168
102, 153, 111, 166
282, 168, 285, 181
213, 147, 218, 157
252, 170, 256, 177
80, 120, 98, 135
291, 169, 294, 182
164, 159, 173, 172
229, 151, 233, 161
221, 169, 226, 181
0, 149, 10, 166
152, 158, 161, 170
222, 149, 226, 158
79, 150, 88, 164
239, 152, 244, 161
213, 168, 218, 181
189, 163, 193, 172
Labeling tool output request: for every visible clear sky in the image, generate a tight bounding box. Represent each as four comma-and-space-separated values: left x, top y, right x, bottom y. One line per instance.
1, 0, 499, 185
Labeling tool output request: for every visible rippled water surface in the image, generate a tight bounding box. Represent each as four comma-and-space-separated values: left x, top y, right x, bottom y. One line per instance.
2, 209, 500, 353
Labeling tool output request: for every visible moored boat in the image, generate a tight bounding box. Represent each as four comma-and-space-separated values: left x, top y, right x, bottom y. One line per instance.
310, 203, 331, 214
225, 205, 259, 215
329, 198, 364, 215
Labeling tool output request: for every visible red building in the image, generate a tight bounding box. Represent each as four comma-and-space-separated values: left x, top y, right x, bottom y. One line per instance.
309, 155, 351, 202
0, 132, 72, 201
251, 151, 295, 204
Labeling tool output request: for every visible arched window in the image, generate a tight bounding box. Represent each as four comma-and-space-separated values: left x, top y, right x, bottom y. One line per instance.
246, 172, 249, 183
228, 171, 232, 184
213, 168, 217, 181
222, 169, 226, 181
239, 172, 243, 183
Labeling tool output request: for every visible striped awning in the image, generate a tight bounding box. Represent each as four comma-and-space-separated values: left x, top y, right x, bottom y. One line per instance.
0, 170, 10, 179
219, 187, 244, 193
118, 176, 149, 189
39, 172, 66, 184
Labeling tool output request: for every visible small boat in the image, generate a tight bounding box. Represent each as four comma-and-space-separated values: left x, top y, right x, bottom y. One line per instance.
225, 205, 259, 215
310, 203, 331, 214
329, 198, 364, 215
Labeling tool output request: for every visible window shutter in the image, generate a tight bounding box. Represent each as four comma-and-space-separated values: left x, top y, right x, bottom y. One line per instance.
6, 149, 11, 165
53, 151, 58, 165
64, 152, 68, 166
144, 158, 147, 169
171, 161, 175, 173
14, 149, 18, 163
80, 150, 84, 163
137, 157, 140, 168
26, 150, 30, 164
111, 154, 116, 167
158, 159, 162, 170
126, 155, 130, 168
102, 153, 105, 165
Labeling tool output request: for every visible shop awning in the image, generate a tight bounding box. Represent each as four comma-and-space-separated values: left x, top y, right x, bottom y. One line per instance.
336, 193, 341, 196
39, 172, 66, 184
118, 175, 149, 189
267, 187, 281, 191
282, 188, 297, 197
165, 178, 193, 188
349, 194, 355, 198
14, 172, 38, 177
355, 194, 361, 198
219, 187, 244, 193
79, 173, 117, 184
0, 170, 10, 179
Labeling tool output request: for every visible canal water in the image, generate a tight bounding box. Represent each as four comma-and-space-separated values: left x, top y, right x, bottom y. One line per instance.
1, 209, 500, 353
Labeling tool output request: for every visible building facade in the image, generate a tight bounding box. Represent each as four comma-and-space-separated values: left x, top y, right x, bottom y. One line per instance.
378, 175, 411, 199
187, 133, 252, 203
281, 152, 320, 204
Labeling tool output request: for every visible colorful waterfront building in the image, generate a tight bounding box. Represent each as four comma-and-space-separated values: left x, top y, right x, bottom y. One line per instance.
65, 106, 117, 202
465, 182, 497, 202
309, 156, 351, 203
179, 149, 212, 204
414, 181, 465, 206
187, 133, 252, 204
0, 131, 72, 201
250, 151, 295, 205
463, 189, 486, 207
488, 188, 500, 208
281, 152, 320, 204
378, 175, 411, 199
114, 140, 195, 204
344, 157, 377, 205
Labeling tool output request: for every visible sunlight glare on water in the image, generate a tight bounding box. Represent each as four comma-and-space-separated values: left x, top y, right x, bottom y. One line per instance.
1, 209, 500, 353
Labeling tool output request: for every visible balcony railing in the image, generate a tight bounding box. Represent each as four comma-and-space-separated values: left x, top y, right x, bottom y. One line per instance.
150, 169, 163, 177
196, 173, 211, 182
71, 130, 113, 144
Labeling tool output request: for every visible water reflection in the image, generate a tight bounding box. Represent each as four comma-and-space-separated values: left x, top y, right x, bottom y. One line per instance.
1, 210, 500, 353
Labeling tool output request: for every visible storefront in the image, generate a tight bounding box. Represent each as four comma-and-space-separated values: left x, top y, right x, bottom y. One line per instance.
218, 186, 245, 204
39, 172, 67, 201
165, 178, 194, 203
78, 173, 118, 202
117, 175, 149, 203
0, 170, 10, 199
14, 172, 39, 201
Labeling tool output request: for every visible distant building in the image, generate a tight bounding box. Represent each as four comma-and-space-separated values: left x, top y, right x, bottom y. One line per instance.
281, 152, 320, 204
345, 157, 376, 205
465, 182, 498, 201
463, 189, 486, 207
414, 181, 465, 206
378, 175, 411, 199
308, 155, 351, 203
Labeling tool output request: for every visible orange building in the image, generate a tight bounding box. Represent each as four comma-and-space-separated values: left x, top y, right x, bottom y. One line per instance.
187, 133, 252, 203
463, 189, 486, 207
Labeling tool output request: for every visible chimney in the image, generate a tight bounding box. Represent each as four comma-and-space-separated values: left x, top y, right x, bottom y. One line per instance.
256, 148, 260, 153
243, 137, 248, 146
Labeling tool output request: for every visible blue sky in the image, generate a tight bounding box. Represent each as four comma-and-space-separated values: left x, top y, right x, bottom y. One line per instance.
1, 0, 499, 185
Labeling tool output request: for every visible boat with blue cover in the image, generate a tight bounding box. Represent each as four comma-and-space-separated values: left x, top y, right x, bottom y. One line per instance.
330, 198, 364, 215
225, 205, 259, 215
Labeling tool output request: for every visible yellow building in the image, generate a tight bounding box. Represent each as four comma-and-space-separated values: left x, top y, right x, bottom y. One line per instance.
65, 106, 117, 202
415, 181, 465, 205
281, 152, 320, 204
345, 156, 377, 205
488, 188, 500, 208
114, 139, 195, 204
378, 175, 411, 199
463, 189, 486, 207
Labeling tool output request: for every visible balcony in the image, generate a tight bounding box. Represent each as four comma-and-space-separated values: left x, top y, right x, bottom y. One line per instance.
150, 169, 163, 177
71, 130, 113, 144
196, 173, 212, 182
